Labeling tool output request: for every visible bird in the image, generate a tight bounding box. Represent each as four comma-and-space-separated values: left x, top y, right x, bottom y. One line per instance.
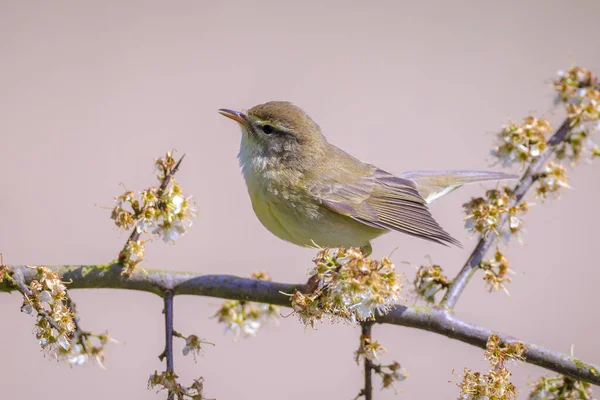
218, 101, 515, 255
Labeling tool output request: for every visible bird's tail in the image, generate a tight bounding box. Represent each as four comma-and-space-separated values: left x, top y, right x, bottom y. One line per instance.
401, 170, 518, 204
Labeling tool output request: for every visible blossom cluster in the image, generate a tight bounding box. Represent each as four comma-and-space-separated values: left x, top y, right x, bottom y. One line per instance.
213, 271, 279, 339
111, 151, 196, 276
480, 250, 513, 295
529, 375, 595, 400
14, 266, 75, 353
492, 116, 552, 167
1, 265, 113, 367
554, 67, 600, 163
555, 126, 600, 163
413, 264, 449, 302
353, 331, 408, 393
148, 371, 209, 400
458, 334, 524, 400
290, 248, 403, 328
535, 161, 570, 201
463, 188, 528, 239
554, 67, 597, 102
484, 334, 525, 366
60, 331, 115, 368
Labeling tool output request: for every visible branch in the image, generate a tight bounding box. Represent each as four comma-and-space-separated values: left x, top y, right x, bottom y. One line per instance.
442, 119, 572, 309
361, 322, 374, 400
163, 291, 175, 400
2, 264, 598, 386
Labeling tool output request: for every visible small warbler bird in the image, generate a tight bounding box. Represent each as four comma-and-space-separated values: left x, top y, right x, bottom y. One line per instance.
219, 101, 515, 254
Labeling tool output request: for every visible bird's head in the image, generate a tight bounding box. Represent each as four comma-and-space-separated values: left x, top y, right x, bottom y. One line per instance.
219, 101, 328, 169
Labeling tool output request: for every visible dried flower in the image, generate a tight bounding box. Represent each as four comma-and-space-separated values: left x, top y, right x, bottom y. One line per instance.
554, 67, 600, 164
155, 150, 178, 181
535, 162, 570, 200
148, 370, 211, 400
480, 250, 514, 295
289, 248, 403, 328
492, 116, 551, 166
413, 264, 449, 302
463, 188, 528, 238
457, 334, 524, 400
555, 67, 597, 102
181, 334, 214, 362
355, 335, 387, 363
380, 361, 409, 390
213, 271, 279, 339
458, 366, 516, 400
529, 375, 595, 399
484, 334, 525, 365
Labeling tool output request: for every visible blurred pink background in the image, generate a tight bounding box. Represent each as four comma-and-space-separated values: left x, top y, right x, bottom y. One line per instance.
1, 1, 599, 398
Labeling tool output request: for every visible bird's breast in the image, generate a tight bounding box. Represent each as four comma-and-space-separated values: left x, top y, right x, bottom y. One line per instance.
242, 160, 316, 228
239, 163, 384, 248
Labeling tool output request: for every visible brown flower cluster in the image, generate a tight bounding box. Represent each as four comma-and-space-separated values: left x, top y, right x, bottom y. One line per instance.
457, 334, 524, 400
413, 264, 449, 302
148, 371, 210, 400
554, 67, 600, 163
535, 161, 570, 201
3, 265, 113, 367
554, 67, 597, 102
15, 266, 75, 354
492, 116, 552, 166
480, 250, 513, 295
213, 271, 279, 339
111, 150, 196, 275
354, 331, 408, 394
463, 188, 528, 239
290, 248, 403, 328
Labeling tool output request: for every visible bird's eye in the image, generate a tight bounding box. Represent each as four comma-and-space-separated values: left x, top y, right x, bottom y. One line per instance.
262, 124, 275, 134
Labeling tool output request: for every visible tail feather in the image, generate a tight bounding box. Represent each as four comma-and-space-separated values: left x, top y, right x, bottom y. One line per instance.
401, 170, 518, 204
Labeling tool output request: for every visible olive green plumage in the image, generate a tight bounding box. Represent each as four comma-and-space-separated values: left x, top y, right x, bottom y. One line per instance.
219, 101, 515, 252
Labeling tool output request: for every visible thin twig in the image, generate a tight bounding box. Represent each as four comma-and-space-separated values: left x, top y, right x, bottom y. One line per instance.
442, 119, 571, 309
66, 297, 89, 353
2, 264, 598, 385
164, 291, 175, 400
362, 322, 374, 400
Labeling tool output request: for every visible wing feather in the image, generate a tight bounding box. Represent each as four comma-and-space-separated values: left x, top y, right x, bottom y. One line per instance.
309, 166, 461, 247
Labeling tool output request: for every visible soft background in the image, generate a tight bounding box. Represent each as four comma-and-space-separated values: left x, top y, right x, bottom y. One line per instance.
1, 1, 599, 399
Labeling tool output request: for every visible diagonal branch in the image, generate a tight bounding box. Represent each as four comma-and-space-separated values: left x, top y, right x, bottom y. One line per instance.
441, 119, 572, 309
1, 264, 598, 386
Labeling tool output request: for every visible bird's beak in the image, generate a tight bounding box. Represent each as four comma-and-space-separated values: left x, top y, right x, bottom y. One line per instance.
218, 109, 247, 125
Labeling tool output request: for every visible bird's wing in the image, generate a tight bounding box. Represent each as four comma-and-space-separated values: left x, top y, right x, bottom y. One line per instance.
401, 170, 518, 204
307, 167, 461, 247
